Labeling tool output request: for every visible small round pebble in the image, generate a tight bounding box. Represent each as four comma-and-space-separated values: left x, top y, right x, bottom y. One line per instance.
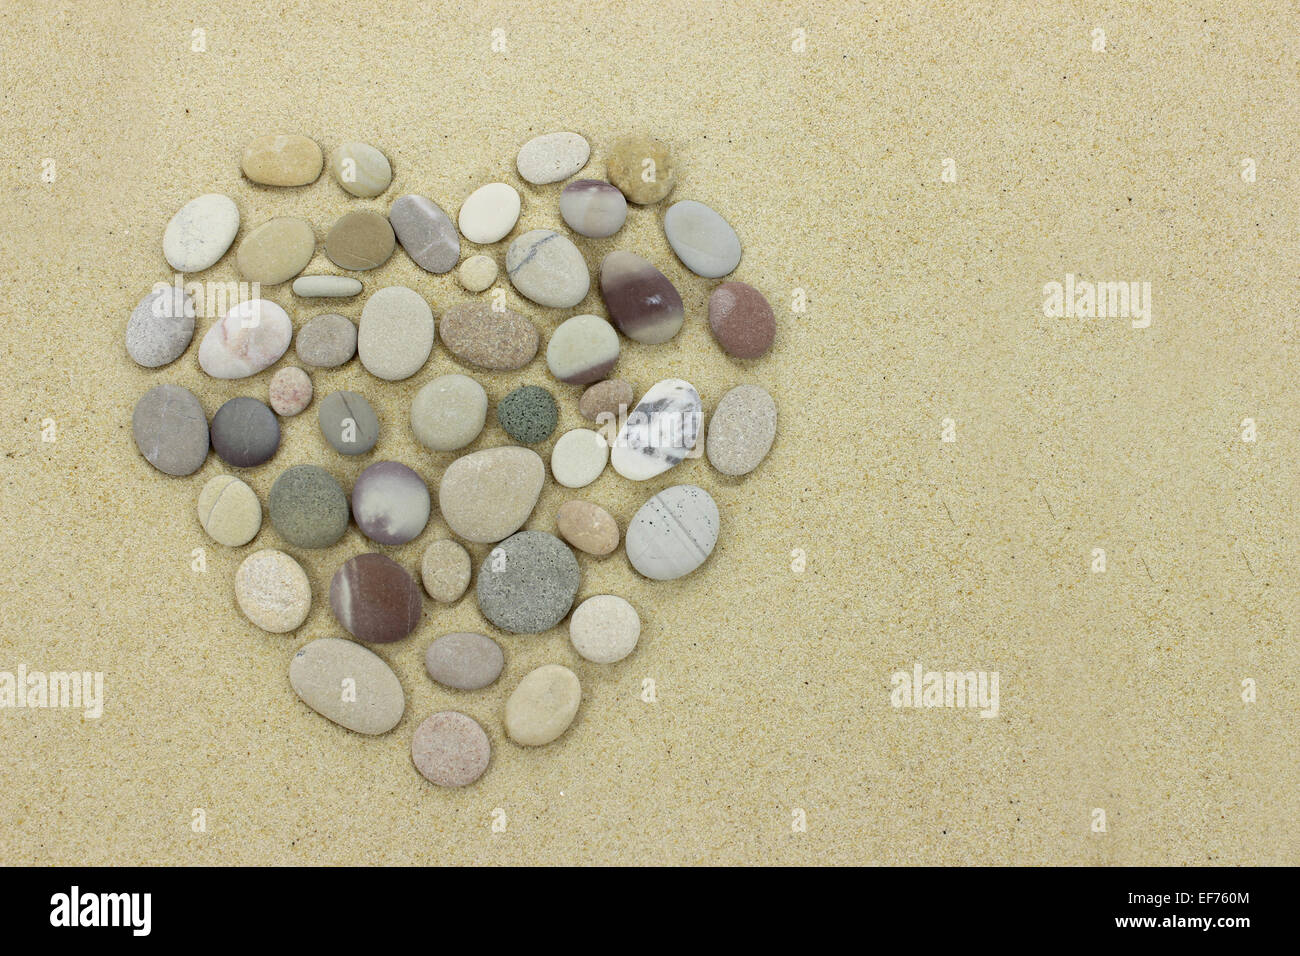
241, 133, 322, 187
197, 475, 262, 547
556, 500, 619, 556
579, 379, 634, 423
198, 299, 292, 379
550, 428, 608, 489
505, 664, 581, 746
625, 484, 719, 581
606, 134, 675, 204
663, 199, 742, 278
546, 313, 619, 385
569, 595, 640, 664
458, 183, 521, 244
516, 131, 590, 185
424, 632, 503, 690
296, 313, 357, 368
358, 286, 434, 381
421, 539, 472, 603
708, 281, 776, 358
126, 286, 195, 368
210, 396, 280, 468
234, 549, 311, 633
439, 446, 545, 543
329, 141, 392, 198
330, 553, 423, 643
317, 390, 380, 455
290, 637, 404, 735
439, 303, 538, 371
411, 711, 491, 787
389, 194, 459, 274
268, 464, 349, 549
410, 374, 487, 452
559, 180, 627, 238
476, 531, 580, 634
325, 210, 396, 271
707, 384, 777, 476
235, 216, 315, 285
458, 254, 498, 292
268, 366, 313, 417
292, 275, 362, 298
132, 383, 209, 476
497, 385, 558, 444
506, 229, 590, 308
351, 460, 430, 545
163, 194, 239, 273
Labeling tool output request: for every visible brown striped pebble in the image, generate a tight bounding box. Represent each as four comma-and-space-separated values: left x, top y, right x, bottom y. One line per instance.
599, 251, 683, 344
708, 281, 776, 358
411, 711, 491, 787
329, 553, 423, 643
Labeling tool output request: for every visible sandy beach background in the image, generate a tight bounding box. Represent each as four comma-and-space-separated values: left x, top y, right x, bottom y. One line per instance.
0, 0, 1296, 865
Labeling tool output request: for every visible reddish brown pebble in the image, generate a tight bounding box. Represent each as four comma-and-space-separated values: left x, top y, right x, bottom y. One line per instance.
329, 553, 423, 643
708, 281, 776, 358
439, 302, 539, 371
578, 378, 634, 422
411, 711, 490, 787
599, 251, 684, 344
556, 500, 619, 556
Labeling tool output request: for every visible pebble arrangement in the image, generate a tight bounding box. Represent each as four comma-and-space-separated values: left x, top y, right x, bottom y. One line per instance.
130, 129, 778, 787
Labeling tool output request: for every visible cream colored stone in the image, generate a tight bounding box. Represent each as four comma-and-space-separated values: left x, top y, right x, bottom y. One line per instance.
505, 664, 581, 746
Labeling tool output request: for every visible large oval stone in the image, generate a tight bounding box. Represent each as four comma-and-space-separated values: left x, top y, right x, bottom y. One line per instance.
626, 485, 719, 581
241, 133, 323, 186
663, 199, 741, 278
235, 216, 315, 285
610, 378, 702, 481
706, 384, 777, 476
389, 194, 460, 273
198, 299, 292, 379
439, 302, 538, 371
438, 446, 545, 543
132, 383, 208, 476
163, 194, 239, 273
476, 532, 580, 635
506, 229, 589, 308
290, 637, 404, 735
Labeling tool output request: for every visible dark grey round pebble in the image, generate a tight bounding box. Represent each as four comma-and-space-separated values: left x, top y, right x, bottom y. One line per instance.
210, 396, 280, 468
351, 460, 430, 545
132, 384, 209, 476
425, 632, 505, 690
126, 287, 196, 368
318, 390, 379, 455
476, 531, 580, 634
497, 385, 558, 444
296, 313, 357, 368
268, 464, 350, 548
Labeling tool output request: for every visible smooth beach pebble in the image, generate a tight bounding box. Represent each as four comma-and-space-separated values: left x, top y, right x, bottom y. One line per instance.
268, 366, 313, 417
626, 484, 719, 581
126, 286, 195, 368
599, 251, 684, 344
132, 383, 208, 476
389, 194, 459, 274
505, 664, 581, 746
439, 303, 538, 371
570, 595, 640, 664
268, 464, 349, 549
610, 378, 702, 481
351, 460, 430, 545
424, 632, 503, 690
290, 637, 404, 735
458, 183, 521, 244
296, 313, 357, 368
497, 385, 558, 444
198, 299, 292, 379
210, 396, 280, 468
546, 313, 619, 385
708, 281, 775, 358
292, 275, 362, 298
516, 131, 590, 185
559, 180, 627, 238
421, 539, 472, 603
556, 500, 619, 556
236, 217, 315, 285
325, 210, 396, 271
163, 194, 239, 273
506, 229, 590, 308
476, 531, 580, 635
411, 711, 491, 787
550, 428, 608, 489
663, 200, 742, 278
707, 384, 777, 476
357, 286, 434, 381
198, 475, 262, 547
329, 141, 392, 198
410, 374, 487, 452
579, 379, 634, 423
438, 446, 545, 543
241, 134, 323, 187
458, 254, 497, 292
234, 549, 311, 633
606, 134, 675, 204
317, 390, 379, 455
330, 553, 423, 644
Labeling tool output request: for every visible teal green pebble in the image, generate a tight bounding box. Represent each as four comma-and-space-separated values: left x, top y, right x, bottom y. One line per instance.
497, 385, 558, 444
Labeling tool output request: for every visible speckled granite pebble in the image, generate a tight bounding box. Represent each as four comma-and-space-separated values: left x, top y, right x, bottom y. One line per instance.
425, 632, 503, 690
556, 500, 618, 556
516, 131, 590, 184
579, 379, 634, 423
268, 366, 312, 417
210, 396, 280, 468
358, 286, 434, 380
317, 390, 379, 455
476, 531, 580, 634
625, 484, 719, 581
606, 134, 675, 204
410, 374, 487, 452
132, 384, 208, 476
569, 595, 640, 664
330, 553, 423, 643
236, 217, 315, 285
708, 281, 775, 358
411, 711, 490, 786
498, 385, 558, 444
663, 199, 742, 278
458, 183, 520, 244
126, 286, 195, 368
599, 251, 684, 344
198, 299, 292, 379
268, 464, 349, 549
325, 210, 396, 271
559, 179, 627, 238
506, 229, 590, 308
290, 637, 404, 735
439, 303, 538, 371
241, 134, 322, 187
292, 275, 362, 298
235, 549, 311, 633
351, 460, 430, 545
547, 313, 619, 384
505, 664, 581, 746
707, 384, 777, 476
458, 254, 498, 291
329, 142, 392, 198
610, 378, 701, 481
389, 194, 459, 273
163, 194, 239, 272
438, 446, 545, 543
421, 539, 472, 603
550, 428, 608, 488
296, 313, 357, 368
197, 475, 261, 547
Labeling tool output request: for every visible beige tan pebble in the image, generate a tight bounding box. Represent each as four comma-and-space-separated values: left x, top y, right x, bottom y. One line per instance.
438, 446, 545, 543
569, 595, 640, 664
235, 217, 315, 285
555, 500, 618, 556
241, 133, 323, 187
438, 302, 538, 371
234, 549, 311, 633
505, 664, 581, 747
550, 428, 608, 489
421, 539, 472, 603
411, 711, 491, 786
197, 475, 261, 547
457, 254, 498, 292
289, 637, 404, 735
325, 210, 396, 271
606, 134, 675, 204
268, 366, 313, 416
329, 141, 392, 198
579, 378, 634, 423
706, 384, 777, 476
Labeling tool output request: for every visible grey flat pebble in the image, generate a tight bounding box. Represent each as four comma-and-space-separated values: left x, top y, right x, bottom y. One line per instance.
506, 229, 590, 308
497, 385, 558, 444
329, 141, 392, 198
318, 390, 379, 455
292, 275, 363, 298
662, 199, 742, 278
425, 632, 504, 690
352, 460, 430, 545
516, 131, 590, 185
268, 464, 349, 549
411, 711, 490, 787
296, 313, 357, 368
706, 384, 777, 476
476, 530, 580, 634
210, 396, 280, 468
625, 484, 719, 580
163, 194, 239, 273
559, 180, 627, 238
389, 195, 460, 274
358, 286, 434, 381
126, 286, 196, 368
290, 637, 404, 735
132, 384, 209, 477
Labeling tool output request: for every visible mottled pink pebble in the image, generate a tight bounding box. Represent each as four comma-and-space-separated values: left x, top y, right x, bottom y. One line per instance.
708, 281, 775, 359
411, 711, 490, 787
269, 366, 313, 416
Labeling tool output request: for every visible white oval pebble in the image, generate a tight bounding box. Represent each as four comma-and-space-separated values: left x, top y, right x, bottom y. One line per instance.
292, 275, 363, 298
516, 131, 590, 185
458, 183, 521, 244
329, 141, 392, 198
290, 637, 404, 735
569, 595, 641, 664
662, 199, 742, 278
550, 428, 608, 489
625, 484, 719, 581
198, 299, 292, 379
506, 229, 590, 308
163, 194, 239, 273
458, 254, 498, 292
546, 313, 619, 385
358, 286, 435, 381
234, 548, 311, 633
610, 378, 702, 481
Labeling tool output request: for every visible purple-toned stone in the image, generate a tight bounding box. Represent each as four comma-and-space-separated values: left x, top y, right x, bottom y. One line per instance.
411, 711, 490, 787
210, 396, 280, 468
559, 180, 628, 238
351, 460, 431, 546
330, 553, 423, 643
598, 251, 684, 345
709, 281, 776, 358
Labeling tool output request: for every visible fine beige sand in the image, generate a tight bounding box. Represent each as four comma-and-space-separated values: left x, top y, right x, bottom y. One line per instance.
1, 1, 1296, 866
